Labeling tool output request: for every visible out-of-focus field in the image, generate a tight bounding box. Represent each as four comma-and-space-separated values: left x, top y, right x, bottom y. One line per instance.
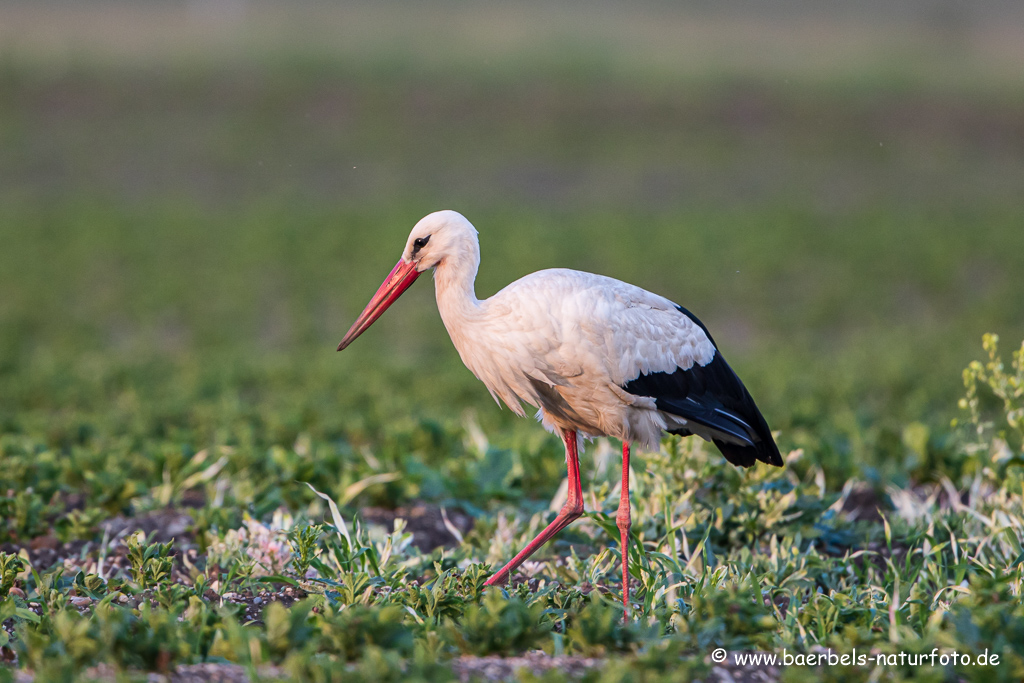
1, 2, 1024, 681
3, 1, 1023, 479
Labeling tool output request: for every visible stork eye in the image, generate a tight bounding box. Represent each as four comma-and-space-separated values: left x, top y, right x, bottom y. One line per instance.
412, 235, 430, 252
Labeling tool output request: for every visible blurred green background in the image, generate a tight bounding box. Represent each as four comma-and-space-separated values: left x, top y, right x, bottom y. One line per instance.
1, 0, 1023, 490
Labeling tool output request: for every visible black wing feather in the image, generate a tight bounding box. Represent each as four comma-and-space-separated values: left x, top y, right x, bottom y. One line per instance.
621, 306, 783, 468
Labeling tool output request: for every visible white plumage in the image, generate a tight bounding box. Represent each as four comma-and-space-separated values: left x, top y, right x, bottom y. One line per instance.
439, 265, 717, 449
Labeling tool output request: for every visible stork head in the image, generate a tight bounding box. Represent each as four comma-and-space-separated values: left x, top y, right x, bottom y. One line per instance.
402, 210, 479, 272
337, 210, 478, 351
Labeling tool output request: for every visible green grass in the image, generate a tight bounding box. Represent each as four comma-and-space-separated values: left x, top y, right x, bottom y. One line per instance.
1, 337, 1023, 681
2, 3, 1024, 680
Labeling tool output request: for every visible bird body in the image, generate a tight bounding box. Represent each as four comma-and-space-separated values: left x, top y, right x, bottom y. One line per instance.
439, 266, 715, 448
416, 211, 779, 466
338, 210, 783, 613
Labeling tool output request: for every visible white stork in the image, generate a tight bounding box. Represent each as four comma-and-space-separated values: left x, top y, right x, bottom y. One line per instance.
338, 210, 782, 615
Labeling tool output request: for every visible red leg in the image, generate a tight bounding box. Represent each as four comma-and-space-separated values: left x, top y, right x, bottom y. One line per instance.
484, 429, 584, 587
617, 441, 632, 618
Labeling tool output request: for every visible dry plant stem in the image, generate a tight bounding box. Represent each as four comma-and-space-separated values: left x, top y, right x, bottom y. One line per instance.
484, 428, 584, 587
617, 441, 632, 618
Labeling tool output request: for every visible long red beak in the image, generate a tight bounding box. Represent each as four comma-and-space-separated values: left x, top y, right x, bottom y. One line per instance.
337, 259, 421, 351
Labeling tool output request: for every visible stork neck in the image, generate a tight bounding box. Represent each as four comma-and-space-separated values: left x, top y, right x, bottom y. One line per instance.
433, 249, 481, 325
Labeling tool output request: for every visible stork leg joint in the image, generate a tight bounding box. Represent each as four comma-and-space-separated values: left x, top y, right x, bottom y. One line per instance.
616, 506, 631, 534
563, 498, 585, 522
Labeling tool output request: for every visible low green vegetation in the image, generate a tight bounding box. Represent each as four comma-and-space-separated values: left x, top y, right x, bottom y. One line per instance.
1, 335, 1022, 681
